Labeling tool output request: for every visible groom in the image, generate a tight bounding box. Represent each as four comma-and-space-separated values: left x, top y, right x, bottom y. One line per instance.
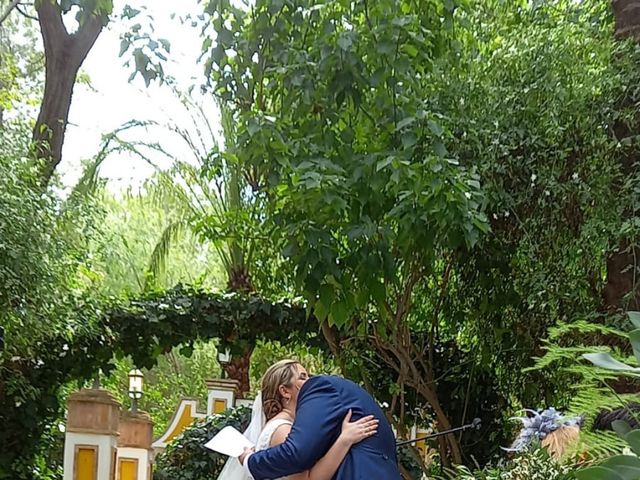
240, 375, 401, 479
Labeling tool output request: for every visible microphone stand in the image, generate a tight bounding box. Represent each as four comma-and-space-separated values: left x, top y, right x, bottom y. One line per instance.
395, 418, 481, 447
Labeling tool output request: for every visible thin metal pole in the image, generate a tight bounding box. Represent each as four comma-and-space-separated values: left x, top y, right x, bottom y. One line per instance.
395, 418, 481, 447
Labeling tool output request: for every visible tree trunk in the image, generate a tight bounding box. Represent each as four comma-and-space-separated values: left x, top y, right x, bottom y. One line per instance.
415, 380, 463, 465
33, 45, 79, 181
224, 264, 254, 396
605, 1, 640, 313
613, 0, 640, 40
222, 345, 253, 398
227, 266, 254, 293
33, 0, 106, 186
603, 241, 640, 311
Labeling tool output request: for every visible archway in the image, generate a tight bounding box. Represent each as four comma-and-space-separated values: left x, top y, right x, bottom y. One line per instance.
0, 285, 323, 475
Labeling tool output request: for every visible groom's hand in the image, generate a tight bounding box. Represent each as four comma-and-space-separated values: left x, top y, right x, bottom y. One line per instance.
239, 447, 255, 465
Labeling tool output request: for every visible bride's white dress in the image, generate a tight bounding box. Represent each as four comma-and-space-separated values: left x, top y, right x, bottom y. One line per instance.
255, 417, 294, 480
216, 395, 295, 480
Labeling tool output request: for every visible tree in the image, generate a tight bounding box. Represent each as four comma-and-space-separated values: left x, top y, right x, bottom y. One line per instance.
0, 118, 105, 478
0, 3, 42, 127
601, 0, 640, 313
31, 0, 113, 185
3, 0, 169, 186
89, 182, 226, 296
104, 88, 293, 395
201, 0, 489, 463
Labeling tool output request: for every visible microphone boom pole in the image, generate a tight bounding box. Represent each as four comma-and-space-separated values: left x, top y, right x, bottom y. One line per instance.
395, 418, 481, 448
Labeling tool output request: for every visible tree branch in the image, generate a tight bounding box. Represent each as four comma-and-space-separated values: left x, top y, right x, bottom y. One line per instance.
0, 0, 21, 25
427, 257, 453, 380
15, 4, 38, 21
36, 0, 68, 50
70, 8, 106, 58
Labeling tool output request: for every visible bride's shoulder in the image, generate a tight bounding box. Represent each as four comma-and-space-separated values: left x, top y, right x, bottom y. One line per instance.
264, 416, 293, 433
268, 420, 292, 447
258, 417, 293, 449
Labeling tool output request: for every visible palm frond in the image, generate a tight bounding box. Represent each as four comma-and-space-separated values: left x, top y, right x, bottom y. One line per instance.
144, 219, 187, 291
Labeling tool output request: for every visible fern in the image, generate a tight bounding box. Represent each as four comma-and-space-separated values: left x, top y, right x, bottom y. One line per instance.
527, 313, 640, 462
547, 320, 626, 341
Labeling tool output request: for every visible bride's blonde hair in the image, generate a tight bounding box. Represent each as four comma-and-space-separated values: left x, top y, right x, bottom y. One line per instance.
261, 359, 300, 421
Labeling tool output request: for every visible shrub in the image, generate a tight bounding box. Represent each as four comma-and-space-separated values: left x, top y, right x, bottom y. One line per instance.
154, 405, 251, 480
445, 448, 575, 480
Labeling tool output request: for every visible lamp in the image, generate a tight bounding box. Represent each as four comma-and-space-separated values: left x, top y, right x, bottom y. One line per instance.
218, 348, 231, 379
128, 369, 144, 412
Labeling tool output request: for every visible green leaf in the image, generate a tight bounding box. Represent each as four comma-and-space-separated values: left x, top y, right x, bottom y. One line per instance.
630, 328, 640, 365
337, 33, 353, 51
247, 118, 260, 137
403, 44, 419, 57
119, 39, 130, 57
396, 116, 416, 130
355, 289, 369, 308
443, 0, 456, 12
629, 312, 640, 330
217, 27, 234, 46
575, 466, 625, 480
330, 300, 350, 328
427, 120, 443, 137
583, 352, 640, 372
319, 284, 335, 308
370, 280, 386, 305
158, 38, 171, 53
313, 299, 329, 322
612, 420, 632, 438
376, 156, 394, 172
401, 132, 418, 149
377, 41, 395, 55
625, 430, 640, 456
433, 141, 447, 157
269, 0, 284, 13
601, 455, 640, 479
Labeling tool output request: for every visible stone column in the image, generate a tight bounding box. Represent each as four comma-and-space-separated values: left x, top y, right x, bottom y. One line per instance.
205, 378, 240, 414
63, 389, 120, 480
117, 410, 154, 480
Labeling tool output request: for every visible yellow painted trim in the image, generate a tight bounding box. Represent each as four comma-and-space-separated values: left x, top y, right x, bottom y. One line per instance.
213, 398, 227, 414
118, 458, 138, 480
75, 445, 97, 480
153, 399, 206, 448
165, 403, 195, 444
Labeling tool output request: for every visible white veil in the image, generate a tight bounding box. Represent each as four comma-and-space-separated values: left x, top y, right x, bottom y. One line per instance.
216, 392, 265, 480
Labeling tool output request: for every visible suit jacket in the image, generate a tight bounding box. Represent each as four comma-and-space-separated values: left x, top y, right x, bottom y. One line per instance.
247, 375, 401, 480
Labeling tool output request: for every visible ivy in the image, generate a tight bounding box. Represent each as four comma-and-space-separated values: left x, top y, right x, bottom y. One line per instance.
0, 285, 319, 478
154, 405, 252, 480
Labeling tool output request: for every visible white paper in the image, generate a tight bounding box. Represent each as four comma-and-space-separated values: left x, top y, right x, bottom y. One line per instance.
204, 426, 255, 457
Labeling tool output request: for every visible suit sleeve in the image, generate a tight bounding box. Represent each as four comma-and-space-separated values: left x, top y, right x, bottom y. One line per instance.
247, 377, 345, 479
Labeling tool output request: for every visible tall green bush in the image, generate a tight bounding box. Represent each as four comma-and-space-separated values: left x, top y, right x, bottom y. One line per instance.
154, 406, 252, 480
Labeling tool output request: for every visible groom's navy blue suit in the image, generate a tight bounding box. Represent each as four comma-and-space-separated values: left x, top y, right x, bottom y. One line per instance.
246, 375, 401, 480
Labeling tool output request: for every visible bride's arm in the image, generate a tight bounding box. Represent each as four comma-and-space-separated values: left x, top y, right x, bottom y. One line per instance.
269, 411, 379, 480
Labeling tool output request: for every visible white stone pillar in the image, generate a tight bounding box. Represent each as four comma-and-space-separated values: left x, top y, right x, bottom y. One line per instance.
63, 389, 120, 480
206, 378, 240, 414
116, 410, 154, 480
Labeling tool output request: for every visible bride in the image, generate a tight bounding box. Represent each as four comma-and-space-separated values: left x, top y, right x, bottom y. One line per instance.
217, 359, 379, 480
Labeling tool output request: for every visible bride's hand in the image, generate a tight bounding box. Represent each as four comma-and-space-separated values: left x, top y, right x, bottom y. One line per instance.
339, 410, 379, 445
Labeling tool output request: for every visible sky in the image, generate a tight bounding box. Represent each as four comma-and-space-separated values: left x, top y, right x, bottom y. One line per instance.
59, 0, 219, 191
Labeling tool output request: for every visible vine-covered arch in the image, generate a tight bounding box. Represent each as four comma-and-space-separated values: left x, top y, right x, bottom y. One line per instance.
109, 286, 324, 369
1, 285, 323, 475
